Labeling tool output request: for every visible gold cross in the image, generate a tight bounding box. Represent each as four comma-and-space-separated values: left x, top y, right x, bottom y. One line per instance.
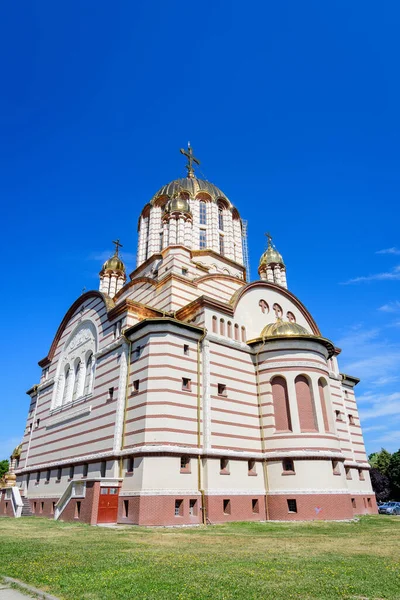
112, 239, 123, 256
180, 142, 200, 178
265, 232, 273, 247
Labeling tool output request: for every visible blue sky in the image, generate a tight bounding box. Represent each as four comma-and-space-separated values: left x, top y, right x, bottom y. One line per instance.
1, 1, 399, 458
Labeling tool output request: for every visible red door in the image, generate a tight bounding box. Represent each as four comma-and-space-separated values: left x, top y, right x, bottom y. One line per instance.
97, 487, 119, 524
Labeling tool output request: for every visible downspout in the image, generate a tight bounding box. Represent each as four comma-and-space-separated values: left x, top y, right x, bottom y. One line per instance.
255, 338, 270, 521
119, 336, 132, 477
197, 328, 207, 525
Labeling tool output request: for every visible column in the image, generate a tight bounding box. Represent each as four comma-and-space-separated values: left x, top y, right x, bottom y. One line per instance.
280, 269, 287, 289
310, 376, 326, 433
109, 274, 117, 297
169, 217, 177, 245
274, 266, 282, 285
113, 341, 129, 452
202, 338, 211, 451
184, 219, 192, 249
266, 267, 274, 282
162, 221, 169, 249
177, 216, 185, 245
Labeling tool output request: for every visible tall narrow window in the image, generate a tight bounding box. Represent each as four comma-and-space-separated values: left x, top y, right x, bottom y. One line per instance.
234, 324, 239, 341
218, 207, 224, 230
159, 231, 163, 251
83, 353, 94, 396
241, 326, 246, 342
295, 375, 317, 432
199, 229, 207, 249
271, 376, 292, 432
199, 201, 207, 225
100, 461, 106, 478
62, 365, 70, 404
82, 463, 88, 478
219, 234, 225, 256
72, 359, 81, 401
212, 315, 217, 333
318, 378, 331, 432
227, 321, 232, 338
220, 319, 225, 336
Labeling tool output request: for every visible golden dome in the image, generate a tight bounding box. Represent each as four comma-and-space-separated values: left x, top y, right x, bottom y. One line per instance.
152, 177, 230, 205
261, 319, 310, 339
260, 245, 284, 267
164, 196, 192, 215
102, 254, 125, 273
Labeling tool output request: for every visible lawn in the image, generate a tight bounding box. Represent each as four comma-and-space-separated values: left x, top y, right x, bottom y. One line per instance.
0, 516, 399, 600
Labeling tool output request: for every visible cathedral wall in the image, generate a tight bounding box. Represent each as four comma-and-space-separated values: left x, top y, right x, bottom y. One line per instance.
203, 458, 265, 493
123, 328, 200, 450
267, 458, 347, 492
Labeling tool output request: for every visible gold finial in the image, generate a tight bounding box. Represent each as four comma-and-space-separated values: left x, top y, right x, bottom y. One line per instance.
180, 142, 200, 178
112, 239, 123, 257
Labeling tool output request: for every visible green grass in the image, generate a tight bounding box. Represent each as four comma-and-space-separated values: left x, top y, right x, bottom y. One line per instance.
0, 517, 399, 599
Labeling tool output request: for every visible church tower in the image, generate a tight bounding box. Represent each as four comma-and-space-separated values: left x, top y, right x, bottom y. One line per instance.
99, 240, 126, 298
258, 233, 287, 288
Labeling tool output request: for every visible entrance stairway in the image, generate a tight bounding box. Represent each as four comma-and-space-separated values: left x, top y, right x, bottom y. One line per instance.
21, 497, 33, 516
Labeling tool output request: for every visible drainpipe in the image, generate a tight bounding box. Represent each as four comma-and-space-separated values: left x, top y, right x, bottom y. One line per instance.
255, 338, 270, 521
197, 328, 207, 525
119, 336, 132, 477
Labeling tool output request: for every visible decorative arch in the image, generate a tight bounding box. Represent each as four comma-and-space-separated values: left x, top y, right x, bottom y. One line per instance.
271, 376, 292, 432
52, 319, 98, 410
295, 374, 318, 432
229, 281, 321, 335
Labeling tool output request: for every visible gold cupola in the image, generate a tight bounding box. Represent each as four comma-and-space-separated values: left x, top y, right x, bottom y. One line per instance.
164, 194, 192, 216
261, 319, 309, 339
99, 240, 126, 298
258, 233, 287, 288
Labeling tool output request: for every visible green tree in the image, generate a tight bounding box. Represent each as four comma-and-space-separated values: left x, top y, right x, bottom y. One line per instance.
0, 460, 9, 479
387, 450, 400, 500
368, 448, 392, 475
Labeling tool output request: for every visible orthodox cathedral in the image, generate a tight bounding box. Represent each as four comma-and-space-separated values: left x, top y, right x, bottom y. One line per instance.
1, 146, 376, 524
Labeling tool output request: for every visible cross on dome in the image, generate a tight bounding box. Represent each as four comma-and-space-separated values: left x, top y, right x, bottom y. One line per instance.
112, 239, 123, 256
180, 143, 200, 178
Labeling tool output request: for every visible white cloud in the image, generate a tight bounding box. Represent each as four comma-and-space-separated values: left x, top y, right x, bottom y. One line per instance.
358, 392, 400, 420
362, 425, 387, 433
372, 375, 400, 386
376, 247, 400, 255
342, 265, 400, 284
379, 301, 400, 313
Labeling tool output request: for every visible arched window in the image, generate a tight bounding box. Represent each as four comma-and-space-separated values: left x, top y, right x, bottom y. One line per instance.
227, 321, 232, 338
72, 359, 81, 401
234, 324, 239, 341
273, 303, 283, 318
287, 311, 296, 323
212, 315, 217, 334
218, 206, 224, 231
62, 365, 71, 405
318, 378, 331, 432
199, 201, 207, 225
271, 376, 292, 431
220, 319, 225, 336
241, 326, 246, 342
84, 353, 94, 396
295, 375, 317, 432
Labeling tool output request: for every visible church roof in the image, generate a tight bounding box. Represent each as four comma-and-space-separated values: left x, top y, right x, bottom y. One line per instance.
151, 177, 230, 205
261, 319, 310, 338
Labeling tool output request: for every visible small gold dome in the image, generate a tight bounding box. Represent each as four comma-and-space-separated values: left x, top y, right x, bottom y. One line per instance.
260, 245, 284, 267
164, 196, 192, 215
102, 254, 125, 273
261, 319, 310, 339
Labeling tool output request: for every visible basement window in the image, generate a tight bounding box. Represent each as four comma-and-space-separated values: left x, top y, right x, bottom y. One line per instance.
100, 461, 107, 478
126, 456, 134, 473
223, 499, 231, 515
82, 464, 88, 478
69, 466, 75, 480
345, 467, 352, 480
175, 499, 183, 517
358, 469, 365, 481
123, 499, 129, 518
75, 501, 81, 519
252, 499, 259, 514
351, 498, 356, 508
287, 499, 297, 513
332, 460, 341, 475
45, 469, 51, 483
189, 499, 197, 516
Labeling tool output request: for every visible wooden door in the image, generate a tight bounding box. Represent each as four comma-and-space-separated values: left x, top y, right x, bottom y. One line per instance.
97, 487, 119, 524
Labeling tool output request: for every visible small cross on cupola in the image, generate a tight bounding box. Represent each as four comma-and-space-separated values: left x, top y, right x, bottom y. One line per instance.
180, 143, 200, 178
112, 238, 123, 256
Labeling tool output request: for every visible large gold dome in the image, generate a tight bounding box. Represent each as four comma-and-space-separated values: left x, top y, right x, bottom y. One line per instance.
261, 320, 310, 339
152, 177, 230, 205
